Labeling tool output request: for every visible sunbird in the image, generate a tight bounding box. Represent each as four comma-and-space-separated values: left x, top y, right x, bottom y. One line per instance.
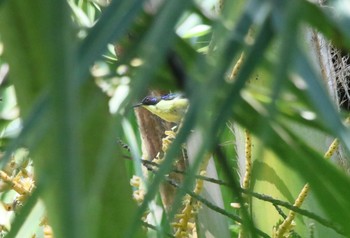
133, 93, 188, 123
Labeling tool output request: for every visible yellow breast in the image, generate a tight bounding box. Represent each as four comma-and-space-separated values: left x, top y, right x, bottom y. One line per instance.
142, 98, 189, 123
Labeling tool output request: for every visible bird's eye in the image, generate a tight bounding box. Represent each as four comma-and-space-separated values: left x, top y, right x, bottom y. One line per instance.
141, 96, 159, 105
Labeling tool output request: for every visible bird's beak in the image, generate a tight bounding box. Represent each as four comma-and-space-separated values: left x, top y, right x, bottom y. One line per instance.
132, 103, 143, 108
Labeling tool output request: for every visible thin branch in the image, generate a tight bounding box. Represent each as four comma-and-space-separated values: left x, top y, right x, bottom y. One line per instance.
141, 158, 230, 185
140, 157, 343, 235
273, 204, 287, 219
123, 139, 343, 235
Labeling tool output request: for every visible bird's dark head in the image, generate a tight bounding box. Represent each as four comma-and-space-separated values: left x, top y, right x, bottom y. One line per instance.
133, 96, 160, 108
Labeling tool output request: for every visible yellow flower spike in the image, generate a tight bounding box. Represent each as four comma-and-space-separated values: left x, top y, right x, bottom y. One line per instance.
324, 139, 339, 160
229, 53, 245, 81
162, 140, 172, 151
0, 170, 30, 196
174, 230, 182, 238
180, 231, 189, 237
164, 130, 176, 138
238, 130, 253, 238
130, 175, 142, 188
187, 222, 195, 230
132, 190, 145, 204
190, 210, 198, 215
181, 205, 191, 214
171, 222, 182, 228
242, 129, 252, 191
172, 155, 211, 237
20, 177, 35, 192
275, 137, 339, 237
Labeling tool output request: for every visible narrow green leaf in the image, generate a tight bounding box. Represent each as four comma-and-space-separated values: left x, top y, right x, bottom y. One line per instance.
0, 1, 89, 237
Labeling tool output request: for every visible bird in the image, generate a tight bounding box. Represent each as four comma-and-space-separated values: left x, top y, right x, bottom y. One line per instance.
133, 93, 189, 123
